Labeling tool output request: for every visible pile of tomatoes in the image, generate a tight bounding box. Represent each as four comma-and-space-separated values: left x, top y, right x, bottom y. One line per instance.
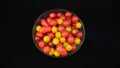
33, 10, 84, 57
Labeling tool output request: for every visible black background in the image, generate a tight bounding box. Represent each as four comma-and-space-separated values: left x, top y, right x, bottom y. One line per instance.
2, 0, 119, 68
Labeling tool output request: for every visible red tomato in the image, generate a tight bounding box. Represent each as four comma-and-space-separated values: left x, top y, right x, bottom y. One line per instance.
67, 34, 74, 44
34, 36, 40, 41
41, 19, 49, 26
76, 31, 83, 38
36, 32, 43, 38
71, 16, 79, 23
72, 24, 76, 29
60, 15, 65, 20
49, 19, 57, 26
43, 46, 50, 54
56, 43, 68, 57
58, 25, 65, 32
50, 12, 56, 18
39, 27, 47, 33
71, 44, 77, 51
62, 31, 69, 38
57, 12, 63, 17
38, 40, 45, 48
68, 33, 73, 37
56, 43, 64, 51
47, 32, 54, 39
46, 27, 51, 32
47, 17, 52, 24
63, 20, 71, 26
59, 48, 68, 57
65, 11, 72, 18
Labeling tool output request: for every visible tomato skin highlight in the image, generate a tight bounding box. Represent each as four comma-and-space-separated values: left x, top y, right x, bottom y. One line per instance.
50, 12, 56, 18
41, 19, 49, 26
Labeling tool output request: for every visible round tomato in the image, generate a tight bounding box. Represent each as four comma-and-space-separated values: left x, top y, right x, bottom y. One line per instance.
62, 31, 69, 38
57, 12, 63, 17
76, 31, 83, 38
71, 44, 77, 52
65, 11, 72, 18
58, 25, 65, 32
43, 46, 50, 54
47, 32, 54, 39
47, 17, 52, 24
50, 12, 56, 18
60, 15, 65, 20
38, 40, 45, 48
63, 20, 71, 27
71, 16, 79, 23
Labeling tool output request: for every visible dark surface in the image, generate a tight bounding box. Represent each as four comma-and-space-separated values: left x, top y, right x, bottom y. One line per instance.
2, 0, 119, 68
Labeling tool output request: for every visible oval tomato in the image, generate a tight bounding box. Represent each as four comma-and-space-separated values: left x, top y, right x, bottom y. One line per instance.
67, 34, 74, 44
49, 19, 57, 26
41, 19, 49, 26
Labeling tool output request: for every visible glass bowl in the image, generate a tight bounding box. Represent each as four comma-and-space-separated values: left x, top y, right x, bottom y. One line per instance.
32, 9, 85, 58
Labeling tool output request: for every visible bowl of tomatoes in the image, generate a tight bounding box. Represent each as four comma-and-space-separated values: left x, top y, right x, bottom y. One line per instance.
32, 9, 85, 58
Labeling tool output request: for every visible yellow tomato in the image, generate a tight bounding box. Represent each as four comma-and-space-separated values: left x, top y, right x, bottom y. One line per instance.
54, 50, 60, 57
65, 45, 72, 51
76, 22, 82, 29
43, 36, 50, 43
52, 26, 58, 33
75, 38, 81, 44
36, 25, 41, 32
57, 18, 63, 25
55, 32, 61, 38
49, 48, 55, 56
63, 42, 69, 47
66, 26, 72, 32
52, 38, 59, 45
60, 37, 66, 43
